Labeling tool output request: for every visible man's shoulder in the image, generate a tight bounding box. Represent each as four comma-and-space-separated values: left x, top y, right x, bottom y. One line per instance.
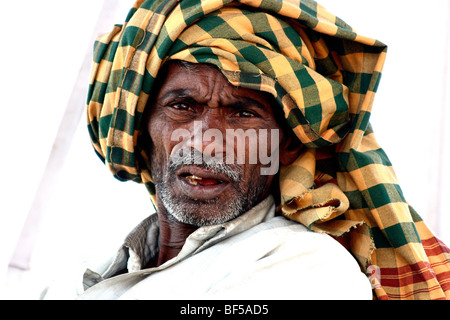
252, 216, 360, 269
203, 215, 373, 299
260, 215, 307, 231
221, 214, 358, 272
249, 215, 333, 246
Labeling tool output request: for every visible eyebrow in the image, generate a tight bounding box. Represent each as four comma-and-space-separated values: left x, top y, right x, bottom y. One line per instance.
159, 88, 268, 111
159, 89, 192, 102
227, 98, 266, 111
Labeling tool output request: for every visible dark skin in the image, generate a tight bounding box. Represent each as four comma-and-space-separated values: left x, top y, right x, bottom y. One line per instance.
155, 211, 196, 266
145, 62, 300, 266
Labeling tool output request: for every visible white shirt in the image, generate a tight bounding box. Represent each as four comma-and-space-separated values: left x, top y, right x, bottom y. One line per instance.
49, 196, 373, 300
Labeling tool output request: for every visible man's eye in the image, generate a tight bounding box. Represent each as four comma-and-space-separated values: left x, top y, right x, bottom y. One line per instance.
236, 110, 257, 118
170, 103, 192, 111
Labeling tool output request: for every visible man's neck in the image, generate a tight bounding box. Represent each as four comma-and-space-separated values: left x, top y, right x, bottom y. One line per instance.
155, 206, 198, 267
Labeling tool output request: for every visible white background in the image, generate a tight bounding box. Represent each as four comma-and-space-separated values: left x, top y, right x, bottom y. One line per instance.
0, 0, 449, 299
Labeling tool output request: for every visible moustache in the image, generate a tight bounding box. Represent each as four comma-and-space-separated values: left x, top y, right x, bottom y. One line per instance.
168, 149, 242, 183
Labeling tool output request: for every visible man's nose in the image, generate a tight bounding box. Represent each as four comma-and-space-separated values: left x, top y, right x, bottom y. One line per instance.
187, 112, 225, 154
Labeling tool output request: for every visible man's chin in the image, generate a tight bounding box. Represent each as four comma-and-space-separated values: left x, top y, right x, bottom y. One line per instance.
163, 197, 245, 227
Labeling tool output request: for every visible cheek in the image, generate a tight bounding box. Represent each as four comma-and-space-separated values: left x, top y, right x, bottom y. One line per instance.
242, 164, 273, 188
240, 165, 275, 203
148, 113, 175, 153
262, 126, 281, 152
147, 121, 174, 176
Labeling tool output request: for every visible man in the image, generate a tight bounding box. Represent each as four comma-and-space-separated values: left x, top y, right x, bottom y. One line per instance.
77, 0, 449, 300
76, 58, 372, 300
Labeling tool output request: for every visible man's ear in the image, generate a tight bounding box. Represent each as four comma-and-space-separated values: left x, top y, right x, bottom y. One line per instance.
279, 132, 302, 166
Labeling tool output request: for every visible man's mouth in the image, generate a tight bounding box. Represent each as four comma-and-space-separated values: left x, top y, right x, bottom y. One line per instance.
175, 166, 234, 200
184, 174, 223, 186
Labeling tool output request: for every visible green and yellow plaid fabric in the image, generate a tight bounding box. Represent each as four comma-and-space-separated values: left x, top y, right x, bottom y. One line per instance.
86, 0, 450, 299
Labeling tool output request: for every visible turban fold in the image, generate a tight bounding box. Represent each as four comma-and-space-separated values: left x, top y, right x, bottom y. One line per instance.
86, 0, 450, 299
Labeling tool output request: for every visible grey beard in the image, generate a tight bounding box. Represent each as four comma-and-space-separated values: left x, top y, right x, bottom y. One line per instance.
159, 186, 245, 226
156, 149, 262, 226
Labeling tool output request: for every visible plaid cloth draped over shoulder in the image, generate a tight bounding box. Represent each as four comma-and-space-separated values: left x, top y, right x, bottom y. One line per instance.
86, 0, 450, 299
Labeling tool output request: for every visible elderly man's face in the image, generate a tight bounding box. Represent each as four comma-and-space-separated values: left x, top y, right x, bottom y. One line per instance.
146, 61, 286, 226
